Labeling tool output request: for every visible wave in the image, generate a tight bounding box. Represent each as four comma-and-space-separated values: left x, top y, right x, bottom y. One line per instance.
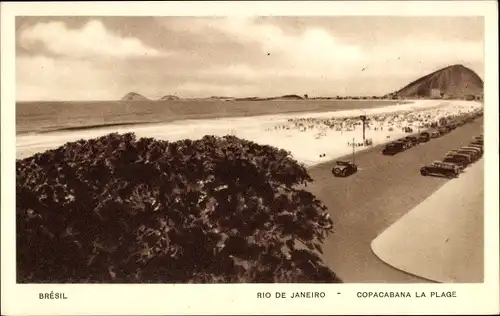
35, 121, 158, 134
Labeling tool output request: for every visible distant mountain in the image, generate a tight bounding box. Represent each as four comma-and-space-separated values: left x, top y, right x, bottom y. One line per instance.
159, 95, 181, 101
235, 94, 305, 101
235, 97, 262, 101
387, 64, 483, 99
208, 96, 236, 101
121, 92, 149, 101
274, 94, 305, 100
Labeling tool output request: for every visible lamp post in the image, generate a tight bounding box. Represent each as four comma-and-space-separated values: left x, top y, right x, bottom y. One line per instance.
360, 115, 367, 142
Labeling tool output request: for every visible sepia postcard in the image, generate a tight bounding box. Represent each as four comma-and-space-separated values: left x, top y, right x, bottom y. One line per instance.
1, 1, 499, 315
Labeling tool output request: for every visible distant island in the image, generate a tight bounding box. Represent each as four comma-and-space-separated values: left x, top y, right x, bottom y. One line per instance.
121, 92, 149, 101
159, 95, 181, 101
120, 64, 483, 102
119, 93, 308, 102
235, 94, 305, 101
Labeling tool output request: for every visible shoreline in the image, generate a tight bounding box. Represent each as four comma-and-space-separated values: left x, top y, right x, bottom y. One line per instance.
16, 99, 409, 136
16, 100, 482, 165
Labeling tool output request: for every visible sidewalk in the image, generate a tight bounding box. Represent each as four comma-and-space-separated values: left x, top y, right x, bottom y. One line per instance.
371, 159, 484, 283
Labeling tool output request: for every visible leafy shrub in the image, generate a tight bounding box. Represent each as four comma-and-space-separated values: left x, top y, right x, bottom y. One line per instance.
16, 133, 340, 283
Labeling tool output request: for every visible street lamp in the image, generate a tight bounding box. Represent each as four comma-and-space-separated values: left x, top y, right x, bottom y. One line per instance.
359, 115, 367, 142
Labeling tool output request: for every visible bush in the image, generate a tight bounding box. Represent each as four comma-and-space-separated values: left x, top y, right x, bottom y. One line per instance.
16, 133, 341, 283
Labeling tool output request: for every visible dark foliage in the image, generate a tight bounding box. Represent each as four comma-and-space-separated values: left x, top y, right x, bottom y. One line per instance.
17, 133, 340, 283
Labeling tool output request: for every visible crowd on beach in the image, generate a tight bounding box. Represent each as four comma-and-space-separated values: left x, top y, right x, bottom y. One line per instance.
264, 103, 482, 148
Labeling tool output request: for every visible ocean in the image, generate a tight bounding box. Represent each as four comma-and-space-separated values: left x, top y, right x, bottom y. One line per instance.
16, 99, 401, 135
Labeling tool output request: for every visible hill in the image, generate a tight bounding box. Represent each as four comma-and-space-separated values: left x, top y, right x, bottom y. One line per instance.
208, 96, 236, 101
274, 94, 305, 100
387, 64, 483, 100
121, 92, 149, 101
159, 95, 181, 101
235, 95, 305, 101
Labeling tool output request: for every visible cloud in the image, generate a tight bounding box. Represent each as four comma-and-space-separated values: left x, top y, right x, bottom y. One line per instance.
19, 20, 161, 58
168, 17, 363, 67
17, 55, 116, 100
16, 17, 484, 100
197, 16, 483, 85
166, 17, 481, 83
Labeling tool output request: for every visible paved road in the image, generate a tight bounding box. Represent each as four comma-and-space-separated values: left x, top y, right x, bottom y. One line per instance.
306, 118, 484, 283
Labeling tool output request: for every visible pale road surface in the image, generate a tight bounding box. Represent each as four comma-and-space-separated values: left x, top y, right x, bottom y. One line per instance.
371, 158, 484, 283
306, 118, 483, 283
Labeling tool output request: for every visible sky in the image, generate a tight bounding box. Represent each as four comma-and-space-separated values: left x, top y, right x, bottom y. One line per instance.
16, 16, 484, 101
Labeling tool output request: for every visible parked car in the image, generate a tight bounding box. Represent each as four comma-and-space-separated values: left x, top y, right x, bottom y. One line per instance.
470, 139, 483, 146
443, 154, 470, 168
332, 160, 358, 177
430, 131, 440, 139
454, 149, 480, 161
382, 142, 405, 155
440, 161, 465, 172
442, 157, 467, 170
461, 146, 483, 157
405, 136, 420, 146
420, 161, 461, 178
438, 126, 450, 135
467, 143, 483, 154
447, 150, 473, 163
396, 138, 412, 149
447, 123, 457, 130
462, 145, 482, 155
418, 132, 430, 142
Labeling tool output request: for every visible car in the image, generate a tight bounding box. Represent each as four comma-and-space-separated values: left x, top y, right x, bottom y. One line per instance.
430, 131, 440, 139
446, 151, 473, 163
440, 161, 465, 172
470, 139, 483, 146
381, 142, 405, 155
461, 145, 482, 156
445, 123, 456, 130
438, 126, 450, 135
454, 149, 480, 161
443, 154, 470, 168
467, 143, 483, 154
396, 139, 412, 149
418, 132, 431, 142
405, 136, 420, 146
461, 146, 483, 157
420, 161, 460, 178
332, 160, 358, 177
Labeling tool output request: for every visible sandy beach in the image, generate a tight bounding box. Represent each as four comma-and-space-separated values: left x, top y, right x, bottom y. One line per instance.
16, 99, 483, 164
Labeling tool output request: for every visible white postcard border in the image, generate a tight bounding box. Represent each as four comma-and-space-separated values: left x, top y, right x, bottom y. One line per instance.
1, 1, 498, 315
